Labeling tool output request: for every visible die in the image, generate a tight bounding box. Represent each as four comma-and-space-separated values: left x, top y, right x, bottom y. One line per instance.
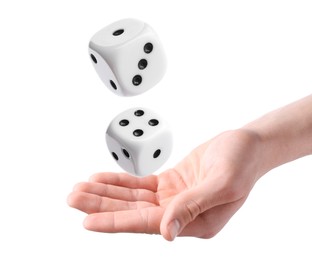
106, 107, 173, 176
89, 18, 167, 97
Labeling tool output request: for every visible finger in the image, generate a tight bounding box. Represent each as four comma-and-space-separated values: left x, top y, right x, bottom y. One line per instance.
73, 182, 158, 204
84, 207, 164, 234
160, 181, 237, 241
89, 172, 158, 191
67, 191, 156, 214
179, 197, 247, 239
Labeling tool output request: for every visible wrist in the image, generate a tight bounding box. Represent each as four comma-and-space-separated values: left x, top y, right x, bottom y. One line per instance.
242, 124, 311, 179
252, 128, 287, 177
218, 129, 272, 180
234, 128, 275, 179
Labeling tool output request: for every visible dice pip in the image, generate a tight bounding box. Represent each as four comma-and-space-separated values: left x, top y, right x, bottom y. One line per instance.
106, 107, 173, 176
89, 18, 167, 96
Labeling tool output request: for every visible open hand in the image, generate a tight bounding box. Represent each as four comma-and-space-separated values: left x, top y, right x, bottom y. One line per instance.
68, 129, 264, 240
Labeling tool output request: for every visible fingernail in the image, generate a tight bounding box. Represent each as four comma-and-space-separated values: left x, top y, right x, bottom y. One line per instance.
168, 219, 180, 240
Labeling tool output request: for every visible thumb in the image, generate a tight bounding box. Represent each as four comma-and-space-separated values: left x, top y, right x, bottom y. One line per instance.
160, 184, 219, 241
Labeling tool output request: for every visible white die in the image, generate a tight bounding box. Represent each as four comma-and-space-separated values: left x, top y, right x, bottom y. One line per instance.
106, 107, 173, 176
89, 18, 167, 96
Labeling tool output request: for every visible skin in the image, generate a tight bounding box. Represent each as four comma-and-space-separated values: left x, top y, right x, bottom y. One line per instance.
68, 95, 312, 241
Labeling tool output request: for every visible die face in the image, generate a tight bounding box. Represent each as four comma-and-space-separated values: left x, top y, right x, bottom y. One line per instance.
106, 107, 173, 176
106, 134, 136, 174
89, 49, 123, 95
134, 128, 172, 176
90, 18, 145, 48
89, 18, 167, 97
115, 30, 167, 96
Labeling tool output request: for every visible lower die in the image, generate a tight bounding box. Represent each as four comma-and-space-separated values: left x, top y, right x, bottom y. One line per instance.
106, 107, 173, 176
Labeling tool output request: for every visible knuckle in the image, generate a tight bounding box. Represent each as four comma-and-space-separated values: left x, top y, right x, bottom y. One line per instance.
184, 199, 202, 222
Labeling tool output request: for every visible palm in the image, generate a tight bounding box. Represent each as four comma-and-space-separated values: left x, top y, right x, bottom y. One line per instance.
67, 167, 193, 234
68, 130, 260, 238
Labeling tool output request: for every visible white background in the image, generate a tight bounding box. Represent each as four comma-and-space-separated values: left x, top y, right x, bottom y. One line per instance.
0, 0, 311, 259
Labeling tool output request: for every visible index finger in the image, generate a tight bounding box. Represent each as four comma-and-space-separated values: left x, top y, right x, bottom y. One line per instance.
84, 207, 163, 234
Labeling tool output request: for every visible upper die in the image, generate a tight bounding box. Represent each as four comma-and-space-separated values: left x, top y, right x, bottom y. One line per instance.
89, 18, 167, 96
